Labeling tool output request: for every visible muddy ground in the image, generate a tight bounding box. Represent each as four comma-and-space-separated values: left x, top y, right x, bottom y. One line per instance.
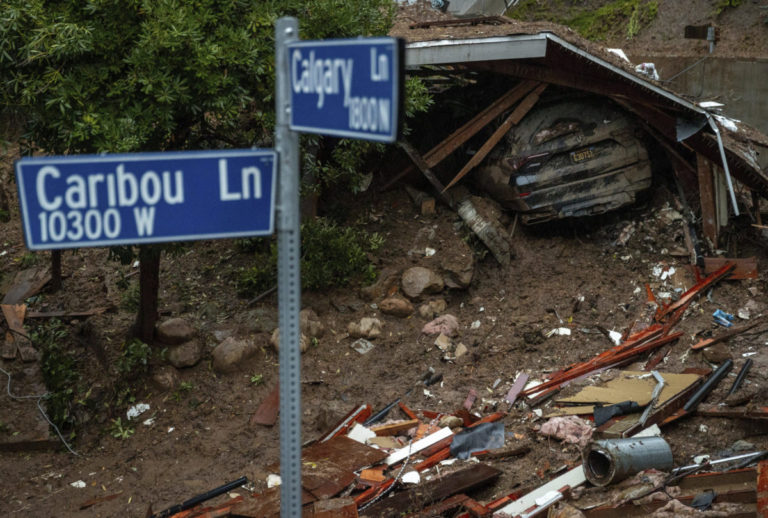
2, 2, 768, 517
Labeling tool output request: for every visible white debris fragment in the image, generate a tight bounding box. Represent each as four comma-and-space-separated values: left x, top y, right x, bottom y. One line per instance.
402, 471, 421, 484
142, 418, 155, 426
606, 48, 629, 62
609, 330, 623, 345
634, 62, 659, 80
743, 352, 757, 357
699, 424, 709, 433
714, 114, 739, 132
126, 403, 150, 421
470, 320, 481, 329
546, 327, 571, 338
425, 247, 436, 257
70, 480, 86, 488
267, 474, 282, 488
167, 427, 175, 433
347, 423, 375, 445
699, 101, 724, 109
693, 454, 711, 464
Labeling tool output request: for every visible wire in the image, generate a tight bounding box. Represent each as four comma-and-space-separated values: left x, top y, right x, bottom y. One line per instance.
358, 437, 414, 511
0, 366, 79, 456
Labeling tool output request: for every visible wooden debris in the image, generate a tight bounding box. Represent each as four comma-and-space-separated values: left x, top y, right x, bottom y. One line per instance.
370, 419, 419, 436
403, 185, 435, 216
26, 307, 110, 319
249, 383, 280, 427
362, 464, 500, 518
1, 304, 38, 362
79, 492, 124, 510
703, 256, 758, 279
384, 427, 452, 466
472, 443, 531, 461
314, 498, 358, 517
692, 319, 762, 350
696, 404, 768, 420
1, 267, 51, 305
319, 404, 372, 443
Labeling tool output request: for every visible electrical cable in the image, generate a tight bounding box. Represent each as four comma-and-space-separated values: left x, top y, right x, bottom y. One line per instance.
0, 366, 79, 456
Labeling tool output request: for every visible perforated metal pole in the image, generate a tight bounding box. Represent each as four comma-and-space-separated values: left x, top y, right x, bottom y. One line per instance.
275, 16, 302, 517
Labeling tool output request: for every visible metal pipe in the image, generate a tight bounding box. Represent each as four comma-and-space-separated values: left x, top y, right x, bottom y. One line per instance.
706, 113, 740, 216
583, 437, 674, 486
639, 371, 665, 426
728, 358, 753, 396
683, 359, 733, 412
672, 451, 766, 474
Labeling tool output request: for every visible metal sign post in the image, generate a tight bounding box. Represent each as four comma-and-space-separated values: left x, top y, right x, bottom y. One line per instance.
274, 16, 302, 518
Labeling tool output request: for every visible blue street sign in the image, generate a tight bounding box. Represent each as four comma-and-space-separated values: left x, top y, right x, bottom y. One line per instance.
288, 37, 401, 142
15, 149, 277, 250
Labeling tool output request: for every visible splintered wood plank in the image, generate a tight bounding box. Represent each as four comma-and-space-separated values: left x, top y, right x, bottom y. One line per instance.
698, 153, 718, 248
703, 256, 758, 280
370, 419, 419, 436
362, 464, 501, 517
444, 83, 547, 191
1, 304, 37, 361
1, 267, 51, 305
249, 383, 280, 426
301, 435, 387, 473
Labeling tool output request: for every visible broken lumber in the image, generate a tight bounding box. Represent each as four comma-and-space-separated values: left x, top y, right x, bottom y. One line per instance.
1, 304, 37, 362
692, 319, 761, 350
444, 83, 548, 191
384, 427, 452, 466
397, 141, 454, 208
249, 383, 280, 427
370, 419, 419, 436
703, 256, 758, 279
362, 464, 500, 518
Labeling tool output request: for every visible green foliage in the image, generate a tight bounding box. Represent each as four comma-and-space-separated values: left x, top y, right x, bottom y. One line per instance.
238, 217, 383, 296
171, 381, 194, 402
115, 338, 151, 378
712, 0, 742, 16
120, 281, 140, 312
32, 319, 79, 433
108, 417, 134, 440
508, 0, 658, 41
250, 373, 263, 385
18, 252, 38, 268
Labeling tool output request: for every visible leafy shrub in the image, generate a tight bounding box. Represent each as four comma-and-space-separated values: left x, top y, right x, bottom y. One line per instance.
115, 339, 151, 378
238, 218, 382, 296
32, 319, 79, 433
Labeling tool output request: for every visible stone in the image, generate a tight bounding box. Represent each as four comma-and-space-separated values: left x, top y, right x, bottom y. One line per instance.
401, 266, 444, 300
360, 267, 400, 302
419, 299, 447, 319
439, 238, 475, 289
454, 343, 468, 359
151, 366, 179, 391
438, 415, 463, 429
167, 339, 203, 368
731, 439, 755, 451
421, 314, 459, 337
300, 308, 325, 340
725, 384, 759, 406
347, 318, 382, 339
212, 337, 258, 373
702, 343, 731, 364
270, 329, 309, 354
245, 307, 278, 333
434, 333, 452, 351
379, 296, 414, 317
156, 318, 196, 345
350, 338, 375, 354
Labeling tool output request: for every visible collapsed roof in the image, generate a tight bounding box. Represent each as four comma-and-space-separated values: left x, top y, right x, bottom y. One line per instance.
390, 13, 768, 205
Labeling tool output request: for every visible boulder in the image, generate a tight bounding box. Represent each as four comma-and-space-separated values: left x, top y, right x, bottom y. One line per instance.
212, 337, 258, 373
401, 267, 444, 300
421, 314, 459, 337
348, 318, 382, 339
151, 366, 179, 391
439, 238, 475, 289
300, 308, 325, 340
360, 267, 400, 302
156, 318, 196, 345
418, 299, 447, 319
167, 339, 203, 368
379, 296, 414, 318
270, 329, 310, 353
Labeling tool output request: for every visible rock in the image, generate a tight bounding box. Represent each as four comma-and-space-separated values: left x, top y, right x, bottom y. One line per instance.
156, 318, 196, 345
401, 267, 444, 300
731, 439, 755, 452
434, 333, 452, 351
379, 296, 414, 317
454, 343, 468, 359
439, 238, 474, 289
270, 329, 310, 354
151, 366, 179, 391
725, 384, 759, 406
167, 339, 203, 368
245, 307, 278, 333
300, 308, 325, 340
702, 343, 731, 364
422, 314, 459, 337
419, 299, 447, 319
438, 415, 463, 428
212, 337, 258, 373
347, 318, 382, 339
350, 338, 375, 354
360, 267, 400, 302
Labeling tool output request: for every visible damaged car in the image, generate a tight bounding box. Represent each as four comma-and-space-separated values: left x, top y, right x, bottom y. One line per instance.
476, 97, 653, 224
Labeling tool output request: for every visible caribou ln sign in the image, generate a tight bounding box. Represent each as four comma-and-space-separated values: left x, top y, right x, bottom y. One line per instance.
15, 149, 277, 250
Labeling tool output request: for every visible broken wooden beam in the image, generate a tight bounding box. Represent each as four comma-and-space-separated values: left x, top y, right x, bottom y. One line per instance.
397, 141, 454, 208
444, 83, 547, 191
698, 153, 719, 248
370, 419, 419, 436
1, 304, 38, 362
703, 256, 758, 279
